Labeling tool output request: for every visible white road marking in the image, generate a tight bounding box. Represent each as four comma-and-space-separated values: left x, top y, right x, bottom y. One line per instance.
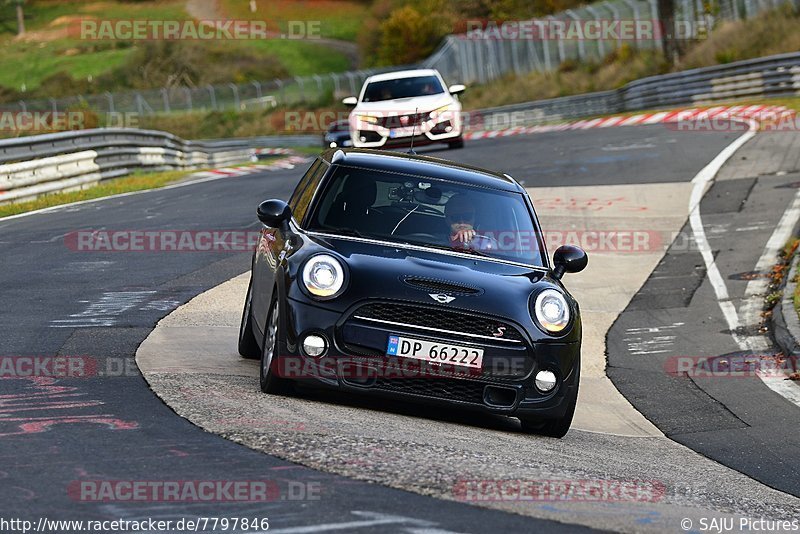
739, 190, 800, 402
688, 119, 758, 348
624, 323, 684, 355
688, 118, 800, 407
262, 511, 449, 534
50, 290, 157, 328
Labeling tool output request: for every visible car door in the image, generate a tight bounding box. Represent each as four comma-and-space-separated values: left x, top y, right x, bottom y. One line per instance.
252, 158, 327, 334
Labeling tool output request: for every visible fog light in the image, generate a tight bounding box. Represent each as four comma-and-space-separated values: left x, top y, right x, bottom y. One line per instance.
302, 334, 327, 357
445, 125, 453, 132
535, 370, 557, 392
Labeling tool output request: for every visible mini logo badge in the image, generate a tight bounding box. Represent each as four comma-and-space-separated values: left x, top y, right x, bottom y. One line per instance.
492, 326, 507, 337
429, 293, 456, 304
400, 115, 410, 126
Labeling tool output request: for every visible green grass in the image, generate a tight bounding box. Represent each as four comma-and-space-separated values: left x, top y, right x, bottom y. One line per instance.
0, 168, 198, 219
219, 0, 367, 41
0, 39, 131, 91
240, 39, 350, 76
0, 0, 350, 94
0, 151, 320, 218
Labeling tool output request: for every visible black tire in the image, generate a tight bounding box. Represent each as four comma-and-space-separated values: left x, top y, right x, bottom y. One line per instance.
259, 297, 293, 395
238, 277, 261, 359
448, 138, 465, 150
519, 367, 579, 438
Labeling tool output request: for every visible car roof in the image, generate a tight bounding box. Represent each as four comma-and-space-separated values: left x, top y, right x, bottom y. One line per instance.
365, 69, 442, 84
320, 148, 524, 193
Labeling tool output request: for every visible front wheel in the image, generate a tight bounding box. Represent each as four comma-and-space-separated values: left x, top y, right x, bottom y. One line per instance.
260, 298, 293, 395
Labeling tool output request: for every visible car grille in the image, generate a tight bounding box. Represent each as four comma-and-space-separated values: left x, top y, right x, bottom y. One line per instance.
353, 302, 524, 343
378, 112, 429, 129
373, 377, 486, 404
402, 277, 481, 296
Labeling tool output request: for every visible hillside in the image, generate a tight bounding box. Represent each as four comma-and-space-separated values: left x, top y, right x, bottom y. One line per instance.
0, 0, 354, 101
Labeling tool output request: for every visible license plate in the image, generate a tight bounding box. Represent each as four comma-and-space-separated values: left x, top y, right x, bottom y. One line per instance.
386, 335, 483, 369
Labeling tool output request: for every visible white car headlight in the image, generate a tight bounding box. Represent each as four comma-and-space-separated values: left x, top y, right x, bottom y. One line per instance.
534, 289, 570, 334
356, 113, 379, 124
302, 254, 345, 298
429, 104, 452, 121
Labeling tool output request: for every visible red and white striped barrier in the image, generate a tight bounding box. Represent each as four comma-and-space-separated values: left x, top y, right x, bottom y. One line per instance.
254, 148, 294, 156
463, 105, 795, 140
193, 155, 309, 179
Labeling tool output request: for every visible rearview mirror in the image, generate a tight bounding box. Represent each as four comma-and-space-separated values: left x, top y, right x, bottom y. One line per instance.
342, 96, 358, 106
257, 199, 292, 228
448, 84, 466, 95
552, 245, 588, 279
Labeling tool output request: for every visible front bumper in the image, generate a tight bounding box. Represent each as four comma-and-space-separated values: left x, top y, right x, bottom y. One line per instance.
350, 115, 462, 148
279, 297, 580, 420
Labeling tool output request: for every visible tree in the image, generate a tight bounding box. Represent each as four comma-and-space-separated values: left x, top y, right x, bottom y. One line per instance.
16, 0, 24, 35
4, 0, 25, 35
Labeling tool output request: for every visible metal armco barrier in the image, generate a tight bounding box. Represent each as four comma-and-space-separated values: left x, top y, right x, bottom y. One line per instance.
2, 51, 798, 205
0, 128, 317, 205
467, 51, 800, 128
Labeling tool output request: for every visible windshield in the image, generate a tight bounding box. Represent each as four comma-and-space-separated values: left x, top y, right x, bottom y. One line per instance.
362, 76, 445, 102
306, 166, 546, 266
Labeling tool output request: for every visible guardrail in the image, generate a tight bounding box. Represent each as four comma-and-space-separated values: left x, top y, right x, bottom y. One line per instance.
3, 51, 798, 205
465, 51, 800, 128
0, 128, 311, 204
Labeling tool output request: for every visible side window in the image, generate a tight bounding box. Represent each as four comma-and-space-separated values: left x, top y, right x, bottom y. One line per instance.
289, 160, 327, 226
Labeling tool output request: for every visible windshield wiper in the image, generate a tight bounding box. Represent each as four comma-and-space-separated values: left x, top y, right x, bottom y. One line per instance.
451, 246, 488, 257
333, 228, 368, 239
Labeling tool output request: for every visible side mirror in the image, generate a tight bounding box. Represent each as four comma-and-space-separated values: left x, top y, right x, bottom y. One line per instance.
448, 84, 466, 95
552, 245, 588, 280
257, 199, 292, 228
342, 96, 358, 106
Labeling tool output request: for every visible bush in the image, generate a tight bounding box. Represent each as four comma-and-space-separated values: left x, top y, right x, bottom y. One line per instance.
376, 5, 451, 65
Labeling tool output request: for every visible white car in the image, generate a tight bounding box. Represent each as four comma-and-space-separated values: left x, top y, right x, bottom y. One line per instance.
343, 69, 465, 150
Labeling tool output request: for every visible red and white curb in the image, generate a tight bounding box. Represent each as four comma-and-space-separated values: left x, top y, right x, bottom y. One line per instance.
192, 155, 309, 179
254, 148, 295, 156
463, 105, 795, 140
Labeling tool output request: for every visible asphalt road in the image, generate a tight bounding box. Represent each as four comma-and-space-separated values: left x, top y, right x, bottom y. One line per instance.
0, 125, 786, 532
608, 164, 800, 496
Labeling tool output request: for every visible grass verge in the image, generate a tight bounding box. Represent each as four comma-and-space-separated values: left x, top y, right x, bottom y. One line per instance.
0, 152, 317, 219
0, 168, 198, 219
219, 0, 367, 42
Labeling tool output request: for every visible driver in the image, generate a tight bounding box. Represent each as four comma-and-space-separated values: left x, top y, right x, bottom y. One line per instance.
444, 194, 479, 249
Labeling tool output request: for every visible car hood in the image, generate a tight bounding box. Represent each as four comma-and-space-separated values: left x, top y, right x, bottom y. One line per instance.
353, 94, 456, 115
294, 234, 558, 326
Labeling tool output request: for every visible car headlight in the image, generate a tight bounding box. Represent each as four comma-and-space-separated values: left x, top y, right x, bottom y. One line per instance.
429, 104, 452, 121
302, 254, 345, 299
356, 114, 379, 124
533, 289, 570, 334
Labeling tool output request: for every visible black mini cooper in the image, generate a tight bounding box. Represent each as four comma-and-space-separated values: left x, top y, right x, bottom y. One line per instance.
239, 148, 587, 437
